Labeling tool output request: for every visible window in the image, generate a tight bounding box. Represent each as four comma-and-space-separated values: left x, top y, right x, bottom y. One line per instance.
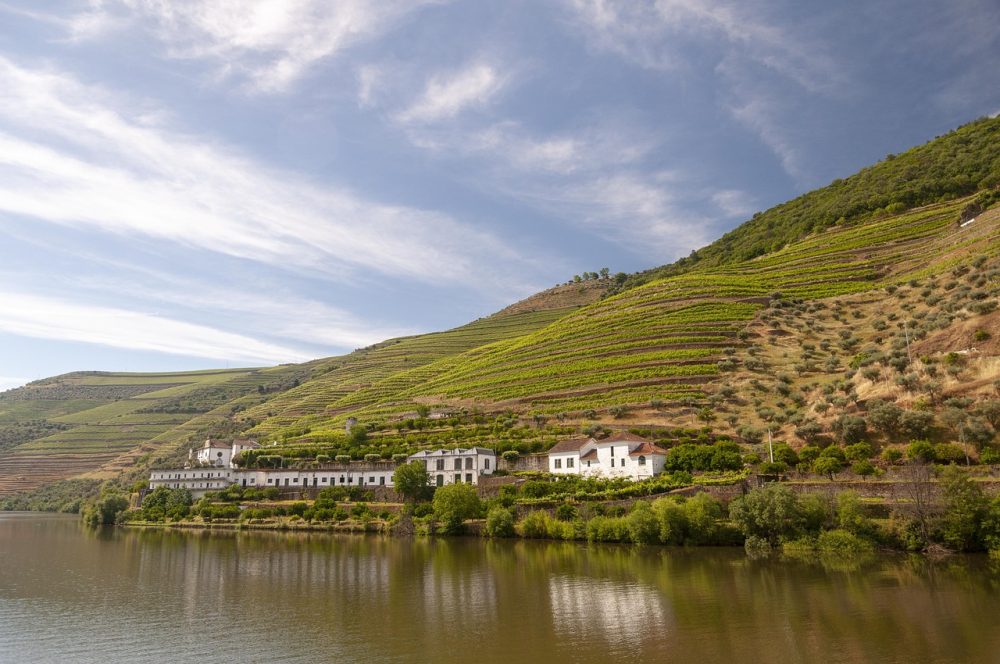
380, 477, 385, 485
567, 458, 574, 468
485, 458, 490, 469
466, 473, 472, 483
610, 446, 615, 456
322, 477, 328, 483
340, 475, 345, 484
293, 478, 299, 484
586, 461, 591, 468
638, 456, 646, 466
436, 459, 444, 471
284, 478, 290, 486
268, 479, 274, 485
454, 474, 461, 484
554, 458, 562, 469
620, 459, 625, 467
454, 459, 462, 470
465, 458, 473, 470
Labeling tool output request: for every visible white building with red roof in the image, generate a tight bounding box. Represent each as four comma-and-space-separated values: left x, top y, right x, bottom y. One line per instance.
548, 432, 666, 481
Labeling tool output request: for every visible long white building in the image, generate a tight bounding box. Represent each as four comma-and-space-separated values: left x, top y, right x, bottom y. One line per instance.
147, 442, 496, 498
547, 432, 667, 481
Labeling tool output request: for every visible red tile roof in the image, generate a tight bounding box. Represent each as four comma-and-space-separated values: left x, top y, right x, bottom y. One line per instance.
581, 449, 599, 461
628, 442, 667, 457
548, 437, 594, 453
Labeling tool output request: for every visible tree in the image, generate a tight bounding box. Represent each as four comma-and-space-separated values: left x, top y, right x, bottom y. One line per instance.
82, 494, 129, 527
867, 399, 903, 435
432, 483, 482, 534
832, 415, 867, 444
599, 267, 610, 279
899, 410, 934, 439
940, 466, 988, 551
973, 400, 1000, 430
393, 461, 432, 503
728, 484, 803, 547
907, 440, 936, 463
852, 459, 877, 480
813, 455, 843, 480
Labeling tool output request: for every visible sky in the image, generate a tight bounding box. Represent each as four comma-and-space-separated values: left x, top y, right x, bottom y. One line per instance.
0, 0, 999, 390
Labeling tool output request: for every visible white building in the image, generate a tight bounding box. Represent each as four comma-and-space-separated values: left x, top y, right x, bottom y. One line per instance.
408, 447, 495, 486
192, 439, 236, 467
147, 445, 496, 499
547, 432, 666, 481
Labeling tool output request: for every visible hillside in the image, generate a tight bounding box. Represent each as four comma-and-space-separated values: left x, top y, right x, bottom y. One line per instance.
0, 282, 606, 501
2, 117, 999, 508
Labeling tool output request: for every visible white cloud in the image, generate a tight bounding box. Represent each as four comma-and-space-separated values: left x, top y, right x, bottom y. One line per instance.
75, 268, 417, 350
395, 62, 508, 124
0, 57, 527, 290
563, 0, 845, 180
505, 171, 713, 258
64, 0, 443, 92
0, 291, 312, 364
711, 189, 756, 218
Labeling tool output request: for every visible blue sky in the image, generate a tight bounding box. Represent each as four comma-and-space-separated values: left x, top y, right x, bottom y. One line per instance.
1, 0, 998, 390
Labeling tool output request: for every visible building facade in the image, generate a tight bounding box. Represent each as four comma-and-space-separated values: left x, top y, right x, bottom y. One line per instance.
547, 433, 667, 481
407, 447, 495, 486
147, 444, 496, 498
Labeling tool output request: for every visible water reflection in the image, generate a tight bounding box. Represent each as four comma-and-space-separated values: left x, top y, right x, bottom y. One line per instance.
1, 515, 999, 663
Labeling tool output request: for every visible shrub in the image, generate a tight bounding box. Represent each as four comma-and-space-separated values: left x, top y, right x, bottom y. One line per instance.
728, 485, 803, 547
432, 483, 482, 534
844, 442, 874, 462
907, 440, 937, 463
555, 503, 578, 521
817, 529, 875, 555
934, 443, 967, 464
484, 507, 515, 537
881, 447, 904, 464
626, 502, 660, 544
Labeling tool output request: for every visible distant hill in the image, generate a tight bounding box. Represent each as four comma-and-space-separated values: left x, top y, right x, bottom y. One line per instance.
2, 118, 999, 510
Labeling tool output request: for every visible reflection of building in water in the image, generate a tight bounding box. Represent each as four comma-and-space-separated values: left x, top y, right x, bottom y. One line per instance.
421, 564, 498, 626
548, 576, 672, 641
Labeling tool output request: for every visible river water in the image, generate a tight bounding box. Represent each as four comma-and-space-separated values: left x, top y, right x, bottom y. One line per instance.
1, 513, 999, 663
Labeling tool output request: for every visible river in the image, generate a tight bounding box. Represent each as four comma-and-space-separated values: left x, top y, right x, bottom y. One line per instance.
1, 513, 998, 663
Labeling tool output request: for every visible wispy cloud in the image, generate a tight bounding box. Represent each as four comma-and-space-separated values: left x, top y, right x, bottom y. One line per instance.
395, 62, 509, 124
0, 57, 528, 291
0, 290, 311, 364
562, 0, 845, 181
62, 0, 444, 92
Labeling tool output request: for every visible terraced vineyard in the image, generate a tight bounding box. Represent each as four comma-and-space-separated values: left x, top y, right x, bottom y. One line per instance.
239, 286, 607, 438
0, 368, 305, 495
248, 197, 995, 453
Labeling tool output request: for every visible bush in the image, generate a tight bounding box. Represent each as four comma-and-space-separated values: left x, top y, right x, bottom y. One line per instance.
626, 502, 660, 544
934, 443, 966, 464
484, 507, 515, 537
728, 485, 803, 547
907, 440, 937, 463
555, 503, 577, 521
585, 515, 630, 542
844, 442, 873, 462
432, 483, 482, 534
817, 529, 875, 555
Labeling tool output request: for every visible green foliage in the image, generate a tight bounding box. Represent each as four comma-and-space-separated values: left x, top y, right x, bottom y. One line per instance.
81, 493, 129, 527
728, 484, 804, 547
939, 467, 989, 551
907, 440, 937, 463
432, 483, 482, 534
484, 506, 515, 537
393, 461, 432, 503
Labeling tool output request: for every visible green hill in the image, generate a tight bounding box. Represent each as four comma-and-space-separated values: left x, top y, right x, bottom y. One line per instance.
2, 117, 999, 509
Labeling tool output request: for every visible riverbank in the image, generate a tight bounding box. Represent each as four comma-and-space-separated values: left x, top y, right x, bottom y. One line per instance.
118, 466, 1000, 558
